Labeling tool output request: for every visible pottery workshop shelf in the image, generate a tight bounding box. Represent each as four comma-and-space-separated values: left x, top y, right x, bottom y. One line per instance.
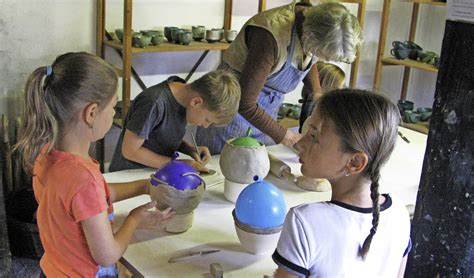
373, 0, 445, 136
381, 57, 438, 73
401, 121, 429, 134
400, 0, 446, 5
104, 40, 230, 53
374, 0, 446, 100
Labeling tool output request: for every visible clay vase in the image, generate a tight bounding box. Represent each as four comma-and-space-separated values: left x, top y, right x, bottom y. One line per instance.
219, 129, 270, 203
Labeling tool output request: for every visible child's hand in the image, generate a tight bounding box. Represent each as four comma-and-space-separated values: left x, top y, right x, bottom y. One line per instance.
281, 130, 302, 149
129, 201, 175, 228
180, 159, 210, 172
190, 146, 211, 165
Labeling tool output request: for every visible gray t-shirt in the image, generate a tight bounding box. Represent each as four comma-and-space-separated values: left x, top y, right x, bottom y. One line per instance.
109, 76, 187, 172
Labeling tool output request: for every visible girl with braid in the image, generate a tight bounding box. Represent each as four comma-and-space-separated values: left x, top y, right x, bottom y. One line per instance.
272, 89, 411, 277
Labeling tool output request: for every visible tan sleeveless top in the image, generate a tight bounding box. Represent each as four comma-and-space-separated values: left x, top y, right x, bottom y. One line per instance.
223, 2, 310, 75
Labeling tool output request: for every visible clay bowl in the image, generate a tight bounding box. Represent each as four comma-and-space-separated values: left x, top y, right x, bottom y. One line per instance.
288, 105, 302, 119
416, 107, 432, 121
192, 25, 206, 41
164, 26, 178, 42
278, 103, 294, 117
151, 35, 165, 46
397, 99, 414, 113
206, 29, 221, 43
179, 31, 193, 45
132, 34, 151, 48
171, 28, 184, 44
224, 30, 237, 43
403, 110, 421, 124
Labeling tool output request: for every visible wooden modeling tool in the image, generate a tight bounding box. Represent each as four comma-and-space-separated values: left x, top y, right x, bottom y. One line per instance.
168, 249, 220, 263
268, 153, 296, 183
199, 169, 217, 177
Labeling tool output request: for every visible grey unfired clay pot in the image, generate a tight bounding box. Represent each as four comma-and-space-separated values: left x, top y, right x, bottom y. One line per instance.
149, 180, 205, 233
219, 140, 270, 184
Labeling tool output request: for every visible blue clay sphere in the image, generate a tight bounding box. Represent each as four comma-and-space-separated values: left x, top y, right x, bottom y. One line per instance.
150, 155, 203, 190
235, 176, 287, 229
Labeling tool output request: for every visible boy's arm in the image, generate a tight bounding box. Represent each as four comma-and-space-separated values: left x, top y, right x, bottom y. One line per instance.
108, 179, 149, 203
122, 129, 171, 168
177, 140, 194, 156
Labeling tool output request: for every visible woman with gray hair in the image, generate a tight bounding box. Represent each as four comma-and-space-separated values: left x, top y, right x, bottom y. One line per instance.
196, 1, 362, 154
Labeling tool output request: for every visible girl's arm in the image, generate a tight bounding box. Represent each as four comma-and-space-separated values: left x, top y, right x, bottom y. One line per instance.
82, 201, 173, 266
108, 179, 149, 203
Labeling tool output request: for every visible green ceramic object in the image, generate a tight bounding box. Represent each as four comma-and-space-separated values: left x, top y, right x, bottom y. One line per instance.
403, 110, 421, 124
289, 105, 302, 119
132, 34, 151, 48
278, 103, 294, 117
151, 35, 165, 46
416, 107, 432, 121
230, 128, 261, 147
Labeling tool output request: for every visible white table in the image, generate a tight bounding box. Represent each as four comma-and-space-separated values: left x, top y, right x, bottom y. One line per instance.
105, 127, 426, 277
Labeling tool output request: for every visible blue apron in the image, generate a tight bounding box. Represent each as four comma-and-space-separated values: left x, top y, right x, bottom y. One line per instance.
196, 26, 315, 154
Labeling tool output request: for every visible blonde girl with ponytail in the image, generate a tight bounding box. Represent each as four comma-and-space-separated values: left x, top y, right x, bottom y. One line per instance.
15, 52, 174, 277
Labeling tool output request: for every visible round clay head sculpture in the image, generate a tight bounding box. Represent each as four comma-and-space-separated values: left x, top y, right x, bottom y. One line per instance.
232, 176, 287, 254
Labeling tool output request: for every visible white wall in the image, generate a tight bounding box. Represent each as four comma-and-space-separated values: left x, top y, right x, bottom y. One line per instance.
0, 0, 446, 117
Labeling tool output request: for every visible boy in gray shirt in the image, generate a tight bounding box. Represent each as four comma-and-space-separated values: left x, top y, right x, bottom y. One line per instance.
109, 70, 240, 172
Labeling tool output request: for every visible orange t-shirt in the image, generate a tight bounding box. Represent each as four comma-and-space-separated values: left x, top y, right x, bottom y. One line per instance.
33, 148, 114, 277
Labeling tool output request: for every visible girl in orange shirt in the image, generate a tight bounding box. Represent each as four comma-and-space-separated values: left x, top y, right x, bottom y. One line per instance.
15, 52, 174, 277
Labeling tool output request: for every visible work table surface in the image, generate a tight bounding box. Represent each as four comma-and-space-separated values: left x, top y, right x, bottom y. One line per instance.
104, 127, 427, 277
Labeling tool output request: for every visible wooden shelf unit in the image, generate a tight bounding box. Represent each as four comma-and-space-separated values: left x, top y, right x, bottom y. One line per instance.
374, 0, 446, 99
373, 0, 445, 135
97, 0, 366, 121
103, 40, 230, 54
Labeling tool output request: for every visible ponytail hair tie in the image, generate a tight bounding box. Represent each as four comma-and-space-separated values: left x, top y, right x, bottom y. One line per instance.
46, 65, 53, 76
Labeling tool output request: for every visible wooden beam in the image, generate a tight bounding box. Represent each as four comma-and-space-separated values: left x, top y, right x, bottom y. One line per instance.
373, 0, 391, 91
96, 0, 105, 58
224, 0, 233, 30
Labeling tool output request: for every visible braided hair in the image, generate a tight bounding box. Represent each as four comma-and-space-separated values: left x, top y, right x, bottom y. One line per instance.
317, 89, 400, 259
